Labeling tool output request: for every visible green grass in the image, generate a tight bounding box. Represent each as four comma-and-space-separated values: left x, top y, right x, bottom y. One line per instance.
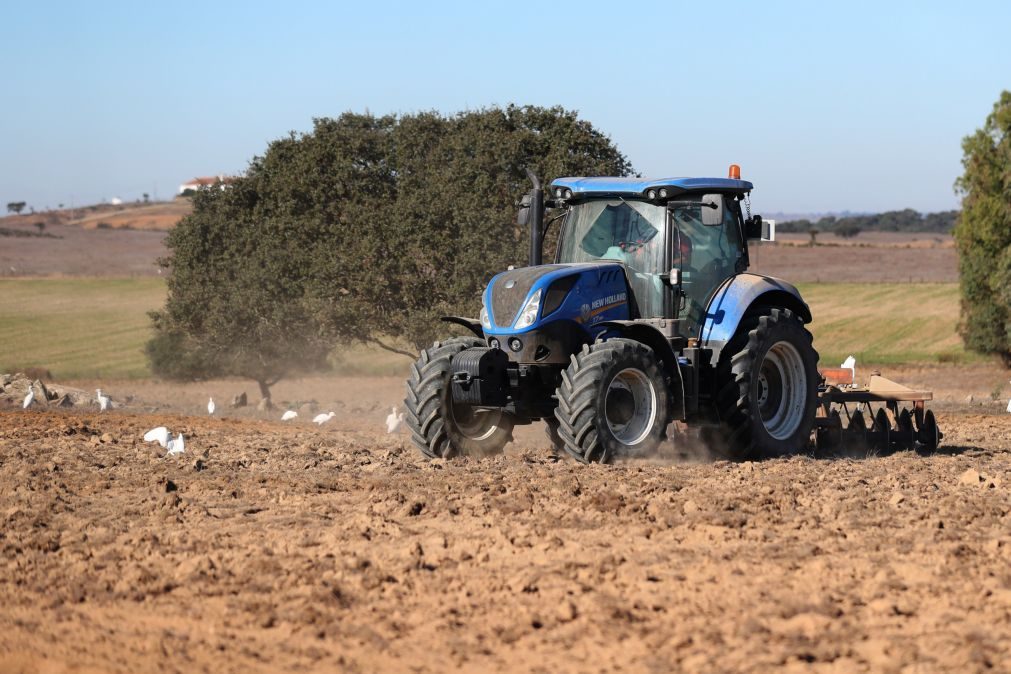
797, 282, 973, 365
0, 279, 970, 380
0, 278, 166, 379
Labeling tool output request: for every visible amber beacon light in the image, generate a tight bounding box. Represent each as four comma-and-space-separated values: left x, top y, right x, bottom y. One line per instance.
728, 164, 741, 179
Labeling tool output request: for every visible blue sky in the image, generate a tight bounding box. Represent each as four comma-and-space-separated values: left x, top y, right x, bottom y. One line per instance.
2, 1, 1009, 214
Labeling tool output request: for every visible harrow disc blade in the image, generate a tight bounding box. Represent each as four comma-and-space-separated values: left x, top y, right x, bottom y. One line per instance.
872, 408, 891, 451
848, 409, 867, 432
896, 408, 915, 451
919, 409, 939, 453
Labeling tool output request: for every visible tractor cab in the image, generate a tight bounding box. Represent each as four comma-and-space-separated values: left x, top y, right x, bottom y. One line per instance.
548, 174, 765, 340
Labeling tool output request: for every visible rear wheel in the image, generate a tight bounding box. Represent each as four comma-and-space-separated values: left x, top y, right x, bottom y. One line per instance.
404, 337, 514, 459
713, 308, 819, 459
554, 339, 668, 464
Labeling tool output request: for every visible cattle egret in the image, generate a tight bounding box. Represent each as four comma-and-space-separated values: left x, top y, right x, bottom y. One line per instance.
840, 355, 856, 370
96, 389, 110, 412
281, 410, 298, 421
1006, 398, 1011, 414
22, 388, 34, 409
166, 433, 185, 455
143, 426, 170, 449
313, 411, 336, 425
385, 406, 405, 434
208, 397, 216, 415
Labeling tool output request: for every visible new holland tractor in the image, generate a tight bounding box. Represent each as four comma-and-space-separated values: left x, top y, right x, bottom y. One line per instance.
404, 166, 936, 463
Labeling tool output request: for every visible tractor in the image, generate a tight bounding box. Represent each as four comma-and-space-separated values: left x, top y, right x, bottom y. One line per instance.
404, 166, 937, 463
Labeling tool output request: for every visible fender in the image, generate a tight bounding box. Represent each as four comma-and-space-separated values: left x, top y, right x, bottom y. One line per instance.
699, 273, 812, 366
596, 320, 686, 422
441, 316, 484, 339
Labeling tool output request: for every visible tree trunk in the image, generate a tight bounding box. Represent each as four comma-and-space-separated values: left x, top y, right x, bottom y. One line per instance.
257, 379, 273, 409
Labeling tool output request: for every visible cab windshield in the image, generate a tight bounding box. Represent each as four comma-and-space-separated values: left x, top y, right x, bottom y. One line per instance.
556, 200, 666, 318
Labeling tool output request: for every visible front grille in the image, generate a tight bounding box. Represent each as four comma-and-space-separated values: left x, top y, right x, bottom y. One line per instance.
490, 265, 565, 327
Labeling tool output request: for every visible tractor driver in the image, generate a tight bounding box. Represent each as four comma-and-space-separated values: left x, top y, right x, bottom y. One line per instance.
579, 202, 665, 317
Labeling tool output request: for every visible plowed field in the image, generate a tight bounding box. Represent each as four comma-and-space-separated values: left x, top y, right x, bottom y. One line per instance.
2, 405, 1010, 673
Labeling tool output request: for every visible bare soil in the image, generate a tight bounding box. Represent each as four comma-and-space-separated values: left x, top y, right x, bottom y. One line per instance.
749, 234, 957, 283
1, 222, 167, 278
0, 200, 190, 232
2, 370, 1010, 673
2, 220, 957, 282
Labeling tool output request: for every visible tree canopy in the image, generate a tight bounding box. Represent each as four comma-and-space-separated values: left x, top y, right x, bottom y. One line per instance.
953, 90, 1011, 362
148, 105, 632, 398
778, 208, 958, 234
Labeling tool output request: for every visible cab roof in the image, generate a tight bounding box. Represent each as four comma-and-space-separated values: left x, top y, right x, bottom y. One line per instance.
550, 176, 753, 196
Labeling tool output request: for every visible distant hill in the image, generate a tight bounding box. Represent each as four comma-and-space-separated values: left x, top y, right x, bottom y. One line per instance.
0, 199, 191, 231
777, 209, 958, 235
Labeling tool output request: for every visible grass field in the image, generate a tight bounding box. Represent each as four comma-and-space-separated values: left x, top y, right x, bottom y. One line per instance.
797, 282, 971, 365
0, 278, 166, 379
0, 278, 972, 380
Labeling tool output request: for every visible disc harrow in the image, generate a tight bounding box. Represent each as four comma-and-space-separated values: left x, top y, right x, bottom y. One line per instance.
814, 369, 941, 454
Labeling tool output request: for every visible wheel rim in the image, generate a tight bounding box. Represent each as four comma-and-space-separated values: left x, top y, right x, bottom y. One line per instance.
449, 402, 502, 441
756, 341, 807, 440
604, 367, 657, 445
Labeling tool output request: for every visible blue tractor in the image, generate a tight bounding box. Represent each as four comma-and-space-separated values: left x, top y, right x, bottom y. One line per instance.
405, 166, 820, 463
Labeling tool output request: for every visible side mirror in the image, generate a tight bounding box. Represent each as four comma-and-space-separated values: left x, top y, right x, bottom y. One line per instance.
745, 215, 776, 242
762, 219, 775, 241
700, 193, 723, 226
516, 193, 532, 226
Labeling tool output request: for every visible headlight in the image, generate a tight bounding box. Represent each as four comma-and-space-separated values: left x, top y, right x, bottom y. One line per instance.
513, 289, 542, 329
480, 305, 492, 329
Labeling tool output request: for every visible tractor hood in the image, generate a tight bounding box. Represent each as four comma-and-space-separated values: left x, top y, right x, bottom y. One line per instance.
482, 262, 631, 336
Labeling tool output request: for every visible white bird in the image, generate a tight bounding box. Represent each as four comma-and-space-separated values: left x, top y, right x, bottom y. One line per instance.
840, 355, 856, 370
96, 388, 110, 412
281, 410, 298, 421
313, 411, 335, 425
166, 433, 185, 455
22, 388, 34, 409
385, 406, 405, 434
143, 426, 170, 448
207, 397, 216, 415
1006, 398, 1011, 414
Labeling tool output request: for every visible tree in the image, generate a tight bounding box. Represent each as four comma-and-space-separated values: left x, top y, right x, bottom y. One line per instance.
34, 222, 45, 233
148, 105, 632, 399
143, 193, 150, 203
954, 90, 1011, 362
6, 201, 26, 215
808, 228, 819, 247
834, 224, 861, 239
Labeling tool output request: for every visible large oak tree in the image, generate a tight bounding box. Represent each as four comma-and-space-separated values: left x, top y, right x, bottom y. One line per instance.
148, 106, 632, 400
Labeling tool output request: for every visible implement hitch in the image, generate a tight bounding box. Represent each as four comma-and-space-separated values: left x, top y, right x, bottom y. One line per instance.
814, 370, 941, 453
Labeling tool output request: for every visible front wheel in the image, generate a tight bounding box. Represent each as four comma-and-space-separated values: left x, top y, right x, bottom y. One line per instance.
554, 339, 668, 464
713, 308, 819, 459
404, 337, 514, 459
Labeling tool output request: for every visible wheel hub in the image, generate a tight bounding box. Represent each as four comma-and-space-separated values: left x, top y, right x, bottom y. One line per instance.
757, 341, 807, 440
605, 388, 635, 426
604, 368, 657, 446
450, 402, 502, 441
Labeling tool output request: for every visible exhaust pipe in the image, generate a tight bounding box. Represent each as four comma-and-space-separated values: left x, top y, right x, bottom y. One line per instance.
526, 168, 544, 267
